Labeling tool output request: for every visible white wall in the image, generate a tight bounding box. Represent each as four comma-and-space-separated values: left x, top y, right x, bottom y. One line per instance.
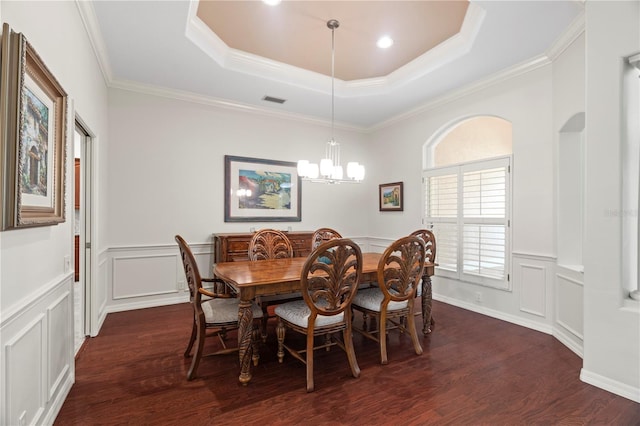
553, 32, 586, 356
582, 0, 640, 402
104, 88, 372, 311
367, 65, 557, 333
0, 1, 109, 424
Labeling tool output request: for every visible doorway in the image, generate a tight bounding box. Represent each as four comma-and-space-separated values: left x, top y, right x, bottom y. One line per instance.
73, 119, 93, 353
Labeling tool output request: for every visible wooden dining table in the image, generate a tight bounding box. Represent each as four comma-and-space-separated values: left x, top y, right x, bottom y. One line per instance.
214, 252, 435, 385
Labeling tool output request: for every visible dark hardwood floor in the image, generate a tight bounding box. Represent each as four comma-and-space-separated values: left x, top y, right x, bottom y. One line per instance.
55, 301, 639, 425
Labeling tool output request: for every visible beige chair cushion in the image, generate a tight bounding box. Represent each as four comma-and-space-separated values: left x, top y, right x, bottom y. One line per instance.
351, 287, 408, 312
275, 300, 344, 328
202, 297, 263, 324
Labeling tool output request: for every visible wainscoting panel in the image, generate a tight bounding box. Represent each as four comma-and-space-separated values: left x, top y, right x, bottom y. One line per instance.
96, 254, 108, 336
106, 243, 212, 313
367, 237, 393, 254
554, 266, 584, 356
47, 291, 72, 400
1, 274, 74, 426
518, 263, 547, 317
556, 273, 584, 339
4, 313, 45, 425
112, 253, 179, 299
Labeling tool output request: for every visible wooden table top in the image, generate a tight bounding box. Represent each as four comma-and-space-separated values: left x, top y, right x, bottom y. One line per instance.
214, 252, 383, 288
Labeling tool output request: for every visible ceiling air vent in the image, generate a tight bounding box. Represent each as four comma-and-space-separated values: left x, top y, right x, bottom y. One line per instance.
262, 95, 286, 104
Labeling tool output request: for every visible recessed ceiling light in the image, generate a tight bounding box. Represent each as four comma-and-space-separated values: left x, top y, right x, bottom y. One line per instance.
377, 36, 394, 49
262, 0, 281, 6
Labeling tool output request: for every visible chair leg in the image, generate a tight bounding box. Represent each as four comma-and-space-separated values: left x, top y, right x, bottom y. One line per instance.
276, 318, 286, 363
406, 310, 424, 356
362, 312, 369, 331
184, 319, 197, 357
261, 306, 269, 343
379, 312, 388, 365
306, 332, 315, 392
187, 325, 205, 380
343, 325, 360, 379
252, 326, 261, 366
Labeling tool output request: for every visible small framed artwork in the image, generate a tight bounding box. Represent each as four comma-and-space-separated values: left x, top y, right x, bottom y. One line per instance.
224, 155, 302, 222
0, 24, 68, 229
379, 182, 404, 212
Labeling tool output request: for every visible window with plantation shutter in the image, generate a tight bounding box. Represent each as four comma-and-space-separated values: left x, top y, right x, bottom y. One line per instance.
423, 156, 511, 289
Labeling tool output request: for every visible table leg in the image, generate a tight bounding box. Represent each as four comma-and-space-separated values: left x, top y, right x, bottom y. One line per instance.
421, 274, 433, 335
237, 295, 254, 385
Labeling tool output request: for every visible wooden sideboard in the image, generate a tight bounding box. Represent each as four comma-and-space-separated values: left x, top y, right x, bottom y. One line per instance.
213, 231, 315, 263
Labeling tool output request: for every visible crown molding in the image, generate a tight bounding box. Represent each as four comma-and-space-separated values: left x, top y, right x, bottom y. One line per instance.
109, 79, 368, 134
546, 10, 585, 61
78, 0, 584, 134
75, 0, 113, 84
371, 54, 552, 132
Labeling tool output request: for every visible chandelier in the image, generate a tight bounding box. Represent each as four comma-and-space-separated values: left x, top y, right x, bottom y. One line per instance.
297, 19, 365, 184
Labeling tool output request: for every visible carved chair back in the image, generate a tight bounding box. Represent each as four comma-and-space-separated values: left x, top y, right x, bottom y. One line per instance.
409, 229, 436, 265
311, 227, 343, 250
377, 235, 426, 303
176, 235, 204, 308
248, 229, 294, 261
300, 238, 363, 323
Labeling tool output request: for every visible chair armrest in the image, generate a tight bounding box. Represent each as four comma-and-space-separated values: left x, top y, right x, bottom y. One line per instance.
202, 277, 237, 296
198, 287, 234, 299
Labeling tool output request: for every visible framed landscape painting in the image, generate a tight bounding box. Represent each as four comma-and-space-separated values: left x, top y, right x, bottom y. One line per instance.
379, 182, 404, 211
224, 155, 301, 222
0, 24, 67, 229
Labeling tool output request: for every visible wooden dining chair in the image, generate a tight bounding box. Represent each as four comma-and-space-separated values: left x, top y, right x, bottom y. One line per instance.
275, 238, 362, 392
311, 227, 343, 250
176, 235, 263, 380
351, 235, 426, 364
410, 229, 437, 333
248, 229, 296, 340
248, 228, 294, 261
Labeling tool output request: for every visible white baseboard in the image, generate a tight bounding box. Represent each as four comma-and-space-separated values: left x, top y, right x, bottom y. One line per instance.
580, 368, 640, 403
105, 294, 189, 314
552, 325, 583, 358
41, 373, 74, 426
434, 294, 553, 335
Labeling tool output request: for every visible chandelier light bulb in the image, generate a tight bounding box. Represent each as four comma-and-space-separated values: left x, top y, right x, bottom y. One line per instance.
308, 163, 319, 179
297, 160, 310, 177
320, 159, 334, 177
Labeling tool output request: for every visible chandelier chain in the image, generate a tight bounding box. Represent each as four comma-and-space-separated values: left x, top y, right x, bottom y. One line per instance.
331, 20, 335, 142
296, 18, 364, 183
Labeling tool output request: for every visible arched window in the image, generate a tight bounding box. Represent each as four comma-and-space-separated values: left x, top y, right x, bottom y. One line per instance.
423, 116, 513, 289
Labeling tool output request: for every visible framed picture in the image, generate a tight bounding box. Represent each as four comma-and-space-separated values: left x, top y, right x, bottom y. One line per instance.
1, 24, 67, 229
379, 182, 404, 211
224, 155, 301, 222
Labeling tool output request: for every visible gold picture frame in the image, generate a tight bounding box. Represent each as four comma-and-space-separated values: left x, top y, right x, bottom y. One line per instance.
1, 24, 67, 230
